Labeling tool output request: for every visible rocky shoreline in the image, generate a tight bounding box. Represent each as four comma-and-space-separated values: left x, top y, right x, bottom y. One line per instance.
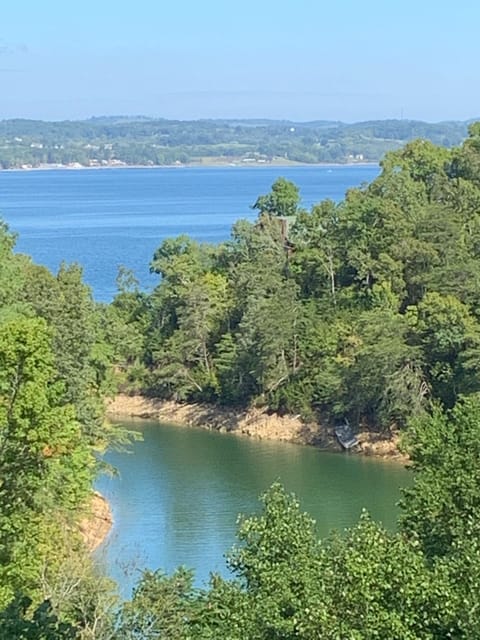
107, 394, 407, 462
78, 491, 113, 552
88, 397, 405, 550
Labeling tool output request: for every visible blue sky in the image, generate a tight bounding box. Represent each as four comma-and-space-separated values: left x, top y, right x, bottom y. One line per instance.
2, 0, 479, 122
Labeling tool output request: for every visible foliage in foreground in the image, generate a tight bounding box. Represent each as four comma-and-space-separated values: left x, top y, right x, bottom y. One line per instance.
6, 392, 480, 637
0, 223, 119, 634
111, 399, 480, 638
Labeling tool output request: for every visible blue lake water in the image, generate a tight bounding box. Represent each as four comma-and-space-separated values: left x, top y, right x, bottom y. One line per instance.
0, 165, 379, 301
96, 419, 409, 596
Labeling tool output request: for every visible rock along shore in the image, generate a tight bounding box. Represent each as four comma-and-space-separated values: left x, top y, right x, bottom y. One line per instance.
78, 491, 113, 551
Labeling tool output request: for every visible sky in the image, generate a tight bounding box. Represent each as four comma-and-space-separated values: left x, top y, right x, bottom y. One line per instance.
1, 0, 479, 122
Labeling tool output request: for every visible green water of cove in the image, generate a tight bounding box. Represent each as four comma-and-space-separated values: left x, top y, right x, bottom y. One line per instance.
97, 421, 410, 595
96, 420, 410, 596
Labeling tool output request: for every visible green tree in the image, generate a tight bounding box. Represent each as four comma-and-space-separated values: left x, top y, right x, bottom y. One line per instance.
0, 596, 78, 640
400, 397, 480, 559
408, 292, 480, 407
0, 222, 28, 317
200, 485, 448, 639
252, 177, 301, 217
0, 317, 94, 607
343, 308, 425, 426
18, 261, 109, 443
115, 568, 198, 640
291, 200, 340, 304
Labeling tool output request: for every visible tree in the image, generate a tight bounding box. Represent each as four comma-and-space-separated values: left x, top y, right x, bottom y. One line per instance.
0, 317, 94, 607
115, 568, 198, 640
0, 596, 78, 640
0, 221, 28, 316
342, 308, 425, 427
226, 483, 320, 637
291, 200, 340, 304
408, 292, 480, 407
18, 261, 109, 444
252, 177, 301, 217
400, 397, 480, 559
146, 237, 231, 400
234, 282, 299, 401
199, 485, 448, 638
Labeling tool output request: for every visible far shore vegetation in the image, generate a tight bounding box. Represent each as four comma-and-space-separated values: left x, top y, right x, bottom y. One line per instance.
0, 115, 470, 169
2, 125, 480, 636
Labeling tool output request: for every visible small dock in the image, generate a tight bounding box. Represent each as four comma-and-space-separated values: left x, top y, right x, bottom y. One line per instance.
334, 420, 359, 450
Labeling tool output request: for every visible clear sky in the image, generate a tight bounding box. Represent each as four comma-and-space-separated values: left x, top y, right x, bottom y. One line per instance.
2, 0, 479, 122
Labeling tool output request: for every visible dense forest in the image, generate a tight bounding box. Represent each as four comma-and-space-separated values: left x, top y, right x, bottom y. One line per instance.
0, 116, 471, 168
109, 123, 480, 434
2, 127, 480, 636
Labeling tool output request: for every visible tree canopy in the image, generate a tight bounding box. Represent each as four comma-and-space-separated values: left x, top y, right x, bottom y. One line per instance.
112, 128, 480, 433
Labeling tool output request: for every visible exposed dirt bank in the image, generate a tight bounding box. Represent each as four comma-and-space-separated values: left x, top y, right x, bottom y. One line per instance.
107, 394, 321, 444
78, 492, 113, 551
356, 430, 406, 462
107, 394, 407, 462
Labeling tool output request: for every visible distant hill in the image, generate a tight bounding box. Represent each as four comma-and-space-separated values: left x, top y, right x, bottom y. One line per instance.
0, 116, 473, 169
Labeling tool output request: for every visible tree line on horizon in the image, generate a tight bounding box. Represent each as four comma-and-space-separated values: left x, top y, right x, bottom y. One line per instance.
0, 116, 470, 168
1, 125, 480, 636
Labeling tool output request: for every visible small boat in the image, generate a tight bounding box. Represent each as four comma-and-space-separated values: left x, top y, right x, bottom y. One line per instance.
334, 419, 359, 450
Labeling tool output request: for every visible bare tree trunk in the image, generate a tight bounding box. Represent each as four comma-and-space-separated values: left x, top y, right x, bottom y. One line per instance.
328, 253, 336, 306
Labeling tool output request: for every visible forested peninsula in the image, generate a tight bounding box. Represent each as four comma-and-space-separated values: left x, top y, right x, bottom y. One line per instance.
0, 116, 471, 169
2, 126, 480, 636
109, 124, 480, 435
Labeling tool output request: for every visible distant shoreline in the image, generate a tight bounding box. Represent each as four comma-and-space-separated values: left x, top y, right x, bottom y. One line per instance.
0, 160, 379, 173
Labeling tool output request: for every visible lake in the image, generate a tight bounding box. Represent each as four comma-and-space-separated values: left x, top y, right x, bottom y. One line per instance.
0, 165, 379, 301
96, 419, 409, 596
1, 163, 402, 597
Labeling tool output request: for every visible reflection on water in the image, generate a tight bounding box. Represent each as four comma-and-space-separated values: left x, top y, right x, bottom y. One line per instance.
96, 420, 409, 595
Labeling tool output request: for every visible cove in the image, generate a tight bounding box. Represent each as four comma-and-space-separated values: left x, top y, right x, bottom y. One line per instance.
96, 419, 410, 596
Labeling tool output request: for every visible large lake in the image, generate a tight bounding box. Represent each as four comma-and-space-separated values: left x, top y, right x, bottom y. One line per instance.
96, 420, 409, 596
0, 165, 379, 300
